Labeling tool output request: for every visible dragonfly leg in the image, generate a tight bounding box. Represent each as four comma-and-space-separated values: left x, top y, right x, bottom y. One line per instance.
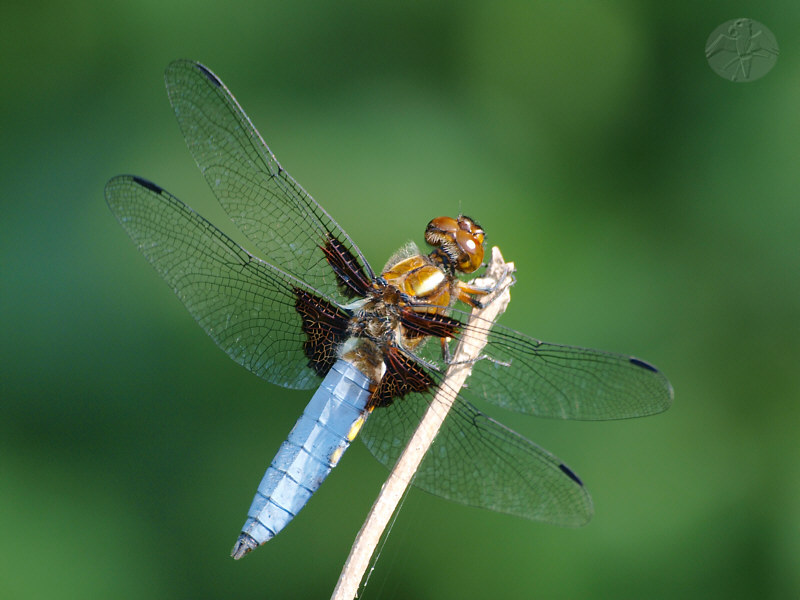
458, 264, 516, 309
436, 334, 511, 369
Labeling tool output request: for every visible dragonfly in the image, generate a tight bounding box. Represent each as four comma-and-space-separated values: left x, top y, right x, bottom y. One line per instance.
106, 60, 673, 560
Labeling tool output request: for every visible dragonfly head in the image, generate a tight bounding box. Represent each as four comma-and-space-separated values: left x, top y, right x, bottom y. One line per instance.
425, 215, 485, 274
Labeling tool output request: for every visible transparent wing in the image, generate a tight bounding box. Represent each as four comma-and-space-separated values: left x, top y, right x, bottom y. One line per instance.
105, 174, 325, 390
164, 59, 374, 303
360, 380, 593, 525
407, 306, 673, 420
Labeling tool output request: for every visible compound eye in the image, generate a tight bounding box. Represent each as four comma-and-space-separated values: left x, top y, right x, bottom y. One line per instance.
455, 229, 484, 273
428, 216, 459, 234
425, 216, 460, 248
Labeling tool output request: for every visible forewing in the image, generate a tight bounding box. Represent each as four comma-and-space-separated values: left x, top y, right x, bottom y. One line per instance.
164, 60, 373, 302
440, 310, 673, 420
360, 383, 592, 526
105, 174, 330, 390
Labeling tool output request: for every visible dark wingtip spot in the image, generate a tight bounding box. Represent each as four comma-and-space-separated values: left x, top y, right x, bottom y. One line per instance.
195, 63, 222, 87
559, 463, 583, 486
630, 357, 658, 373
132, 176, 163, 195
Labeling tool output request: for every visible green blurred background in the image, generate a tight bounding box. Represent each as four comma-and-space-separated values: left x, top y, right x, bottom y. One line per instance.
3, 2, 799, 598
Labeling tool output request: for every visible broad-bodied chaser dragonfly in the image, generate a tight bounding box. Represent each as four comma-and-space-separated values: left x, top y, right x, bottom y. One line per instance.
106, 60, 673, 560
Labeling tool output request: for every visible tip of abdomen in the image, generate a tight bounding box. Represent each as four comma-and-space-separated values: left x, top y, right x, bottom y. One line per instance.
231, 533, 259, 560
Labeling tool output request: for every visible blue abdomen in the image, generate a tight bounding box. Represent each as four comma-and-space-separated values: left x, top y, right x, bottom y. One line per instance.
231, 359, 372, 558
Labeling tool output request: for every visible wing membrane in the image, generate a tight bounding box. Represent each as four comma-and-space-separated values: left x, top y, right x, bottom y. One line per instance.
361, 380, 592, 525
164, 60, 373, 303
105, 174, 326, 390
412, 307, 673, 420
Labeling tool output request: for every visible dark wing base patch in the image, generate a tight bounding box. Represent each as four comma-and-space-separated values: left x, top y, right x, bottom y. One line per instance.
321, 235, 372, 299
370, 347, 435, 408
293, 288, 350, 377
400, 308, 462, 340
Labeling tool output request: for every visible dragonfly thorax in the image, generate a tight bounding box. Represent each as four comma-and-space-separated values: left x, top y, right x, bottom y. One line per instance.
381, 254, 454, 311
340, 286, 400, 380
347, 287, 401, 343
